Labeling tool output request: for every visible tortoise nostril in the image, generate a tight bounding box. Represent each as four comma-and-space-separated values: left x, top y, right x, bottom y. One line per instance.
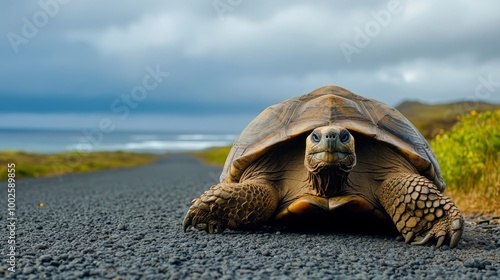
325, 132, 338, 139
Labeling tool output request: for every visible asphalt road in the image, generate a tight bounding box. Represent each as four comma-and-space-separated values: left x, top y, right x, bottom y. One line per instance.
1, 154, 499, 279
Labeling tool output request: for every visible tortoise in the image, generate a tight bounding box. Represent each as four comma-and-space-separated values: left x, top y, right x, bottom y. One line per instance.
183, 85, 464, 248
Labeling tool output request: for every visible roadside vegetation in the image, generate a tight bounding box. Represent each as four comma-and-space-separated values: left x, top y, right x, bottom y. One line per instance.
0, 151, 157, 180
191, 146, 232, 166
430, 109, 500, 215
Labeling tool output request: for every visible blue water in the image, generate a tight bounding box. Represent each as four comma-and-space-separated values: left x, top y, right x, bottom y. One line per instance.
0, 129, 238, 154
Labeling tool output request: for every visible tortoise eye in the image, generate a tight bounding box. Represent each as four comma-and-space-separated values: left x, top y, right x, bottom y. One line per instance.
311, 132, 321, 143
340, 130, 350, 143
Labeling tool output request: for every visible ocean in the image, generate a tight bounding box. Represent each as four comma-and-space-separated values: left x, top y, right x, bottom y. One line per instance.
0, 129, 238, 154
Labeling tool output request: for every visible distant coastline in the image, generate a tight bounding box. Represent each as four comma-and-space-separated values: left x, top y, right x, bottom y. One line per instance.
0, 128, 238, 154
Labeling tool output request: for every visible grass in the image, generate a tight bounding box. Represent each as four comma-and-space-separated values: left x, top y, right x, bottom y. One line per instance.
191, 146, 232, 166
430, 109, 500, 215
444, 166, 499, 216
0, 151, 157, 180
193, 109, 500, 215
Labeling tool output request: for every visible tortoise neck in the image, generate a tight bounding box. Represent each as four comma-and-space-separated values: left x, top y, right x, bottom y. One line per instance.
307, 169, 349, 197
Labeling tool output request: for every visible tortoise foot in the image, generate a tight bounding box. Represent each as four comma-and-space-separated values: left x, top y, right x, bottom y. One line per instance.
379, 174, 464, 248
182, 192, 228, 234
183, 182, 279, 233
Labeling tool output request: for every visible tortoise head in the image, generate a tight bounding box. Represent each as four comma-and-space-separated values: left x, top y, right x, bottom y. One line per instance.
304, 125, 356, 175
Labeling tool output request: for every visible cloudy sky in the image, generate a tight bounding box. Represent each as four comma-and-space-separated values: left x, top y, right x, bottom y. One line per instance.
1, 0, 499, 132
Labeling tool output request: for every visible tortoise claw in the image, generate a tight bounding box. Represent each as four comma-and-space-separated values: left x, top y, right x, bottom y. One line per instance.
448, 218, 464, 248
182, 209, 226, 234
206, 222, 225, 234
191, 216, 199, 228
182, 195, 229, 234
450, 228, 463, 249
404, 232, 414, 243
451, 219, 463, 230
436, 235, 446, 248
208, 223, 214, 234
182, 216, 192, 232
407, 221, 463, 248
195, 223, 208, 231
411, 232, 432, 246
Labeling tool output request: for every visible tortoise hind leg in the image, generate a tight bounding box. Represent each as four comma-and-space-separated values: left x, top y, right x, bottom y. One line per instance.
183, 180, 280, 233
377, 173, 464, 248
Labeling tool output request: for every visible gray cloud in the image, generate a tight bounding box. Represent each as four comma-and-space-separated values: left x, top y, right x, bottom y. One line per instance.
1, 0, 500, 131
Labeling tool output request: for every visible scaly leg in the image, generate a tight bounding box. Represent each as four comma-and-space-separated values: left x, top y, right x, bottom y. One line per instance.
183, 181, 280, 233
377, 173, 464, 248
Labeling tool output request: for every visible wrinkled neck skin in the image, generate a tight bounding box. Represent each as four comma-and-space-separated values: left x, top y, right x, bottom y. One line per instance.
306, 167, 349, 197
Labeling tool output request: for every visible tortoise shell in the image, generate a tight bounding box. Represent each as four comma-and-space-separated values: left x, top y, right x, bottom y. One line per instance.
221, 86, 445, 191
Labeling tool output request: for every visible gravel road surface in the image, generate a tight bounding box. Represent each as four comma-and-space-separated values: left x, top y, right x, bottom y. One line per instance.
1, 154, 499, 279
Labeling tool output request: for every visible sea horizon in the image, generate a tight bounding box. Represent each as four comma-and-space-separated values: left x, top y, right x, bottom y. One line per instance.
0, 127, 238, 154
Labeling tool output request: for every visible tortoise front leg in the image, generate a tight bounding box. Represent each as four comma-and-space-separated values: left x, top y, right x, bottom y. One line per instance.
377, 173, 464, 248
183, 180, 280, 233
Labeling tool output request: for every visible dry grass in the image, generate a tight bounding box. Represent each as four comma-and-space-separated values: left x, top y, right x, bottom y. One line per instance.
191, 146, 232, 166
0, 151, 157, 180
444, 155, 500, 216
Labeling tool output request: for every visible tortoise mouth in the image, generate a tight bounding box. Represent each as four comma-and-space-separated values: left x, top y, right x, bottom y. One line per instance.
312, 151, 351, 163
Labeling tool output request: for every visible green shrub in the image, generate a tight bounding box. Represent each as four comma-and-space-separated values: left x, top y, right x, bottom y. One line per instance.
431, 109, 500, 192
